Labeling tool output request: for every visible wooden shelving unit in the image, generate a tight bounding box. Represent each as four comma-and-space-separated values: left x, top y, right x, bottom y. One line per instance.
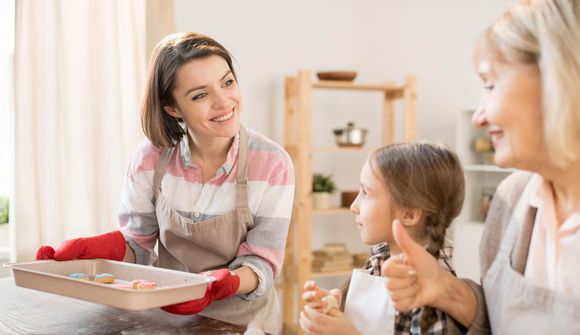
281, 69, 416, 334
312, 208, 352, 215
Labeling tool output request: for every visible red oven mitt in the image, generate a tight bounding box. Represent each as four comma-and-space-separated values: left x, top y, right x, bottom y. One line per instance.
35, 230, 126, 261
161, 268, 241, 315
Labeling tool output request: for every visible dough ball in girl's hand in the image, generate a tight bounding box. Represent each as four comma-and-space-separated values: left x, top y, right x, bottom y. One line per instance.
321, 294, 339, 314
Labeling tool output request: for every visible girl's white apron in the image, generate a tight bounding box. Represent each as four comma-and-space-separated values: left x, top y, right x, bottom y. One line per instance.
344, 269, 396, 334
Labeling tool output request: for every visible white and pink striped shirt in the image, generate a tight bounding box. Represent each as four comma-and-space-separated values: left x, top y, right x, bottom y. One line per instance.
119, 128, 295, 299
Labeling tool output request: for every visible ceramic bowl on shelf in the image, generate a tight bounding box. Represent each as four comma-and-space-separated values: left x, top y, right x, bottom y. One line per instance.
316, 71, 357, 81
341, 191, 358, 208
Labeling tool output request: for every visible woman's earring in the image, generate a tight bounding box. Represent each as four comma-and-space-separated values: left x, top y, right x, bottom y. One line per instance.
178, 119, 187, 134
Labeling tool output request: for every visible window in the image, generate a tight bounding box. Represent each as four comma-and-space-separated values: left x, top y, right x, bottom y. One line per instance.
0, 0, 15, 259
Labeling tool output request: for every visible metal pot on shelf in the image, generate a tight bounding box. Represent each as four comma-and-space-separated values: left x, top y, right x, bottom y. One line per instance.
333, 122, 367, 147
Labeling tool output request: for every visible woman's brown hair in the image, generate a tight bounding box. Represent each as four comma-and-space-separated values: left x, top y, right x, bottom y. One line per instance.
141, 32, 237, 148
341, 141, 465, 332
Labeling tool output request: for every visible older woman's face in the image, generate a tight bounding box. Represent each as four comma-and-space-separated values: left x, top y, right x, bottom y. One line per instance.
472, 59, 547, 170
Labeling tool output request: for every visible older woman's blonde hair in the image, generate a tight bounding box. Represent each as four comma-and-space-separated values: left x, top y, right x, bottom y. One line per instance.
475, 0, 580, 167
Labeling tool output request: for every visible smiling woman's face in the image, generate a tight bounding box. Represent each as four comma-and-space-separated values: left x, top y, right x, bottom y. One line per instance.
165, 54, 241, 140
472, 59, 548, 171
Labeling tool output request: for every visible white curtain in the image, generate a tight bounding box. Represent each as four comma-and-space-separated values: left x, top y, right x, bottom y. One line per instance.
13, 0, 174, 261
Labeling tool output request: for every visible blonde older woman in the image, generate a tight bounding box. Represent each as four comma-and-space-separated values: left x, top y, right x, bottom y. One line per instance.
382, 0, 580, 334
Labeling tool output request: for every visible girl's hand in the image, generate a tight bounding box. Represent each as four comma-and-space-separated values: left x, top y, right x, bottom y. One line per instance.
381, 219, 447, 312
302, 280, 342, 312
300, 305, 361, 335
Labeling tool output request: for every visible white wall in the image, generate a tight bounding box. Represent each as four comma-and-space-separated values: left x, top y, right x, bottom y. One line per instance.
352, 0, 511, 146
174, 0, 513, 284
175, 0, 356, 145
175, 0, 512, 146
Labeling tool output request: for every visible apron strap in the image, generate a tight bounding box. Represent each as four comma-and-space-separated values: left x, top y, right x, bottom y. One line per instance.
152, 147, 175, 201
152, 127, 251, 222
236, 126, 249, 186
495, 174, 538, 261
235, 126, 251, 223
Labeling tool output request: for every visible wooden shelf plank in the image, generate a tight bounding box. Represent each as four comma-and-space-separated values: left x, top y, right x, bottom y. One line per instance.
464, 164, 516, 173
312, 207, 352, 215
312, 146, 378, 153
313, 80, 404, 94
283, 323, 299, 335
310, 268, 353, 278
468, 220, 485, 225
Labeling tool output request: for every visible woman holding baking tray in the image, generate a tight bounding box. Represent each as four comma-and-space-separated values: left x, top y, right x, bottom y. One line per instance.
36, 32, 295, 334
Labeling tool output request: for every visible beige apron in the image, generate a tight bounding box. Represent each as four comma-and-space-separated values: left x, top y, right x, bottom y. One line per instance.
152, 126, 280, 334
482, 180, 580, 334
344, 269, 396, 334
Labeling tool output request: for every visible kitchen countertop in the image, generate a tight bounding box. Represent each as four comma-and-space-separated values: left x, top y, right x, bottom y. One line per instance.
0, 276, 255, 334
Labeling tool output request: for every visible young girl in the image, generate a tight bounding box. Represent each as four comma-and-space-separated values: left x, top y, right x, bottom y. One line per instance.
300, 141, 465, 335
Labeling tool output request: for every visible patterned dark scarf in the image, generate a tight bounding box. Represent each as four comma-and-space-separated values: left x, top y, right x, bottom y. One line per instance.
365, 242, 390, 276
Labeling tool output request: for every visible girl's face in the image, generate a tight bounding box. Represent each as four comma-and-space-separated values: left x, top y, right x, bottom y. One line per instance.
472, 59, 547, 170
167, 55, 241, 140
350, 159, 403, 247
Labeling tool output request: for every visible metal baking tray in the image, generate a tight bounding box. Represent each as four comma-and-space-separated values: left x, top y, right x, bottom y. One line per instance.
3, 259, 214, 310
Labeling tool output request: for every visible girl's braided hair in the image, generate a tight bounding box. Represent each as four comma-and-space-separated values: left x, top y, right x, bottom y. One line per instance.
341, 141, 464, 332
371, 141, 464, 332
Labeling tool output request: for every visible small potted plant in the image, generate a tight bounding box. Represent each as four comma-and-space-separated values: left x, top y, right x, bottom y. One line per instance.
312, 173, 336, 209
0, 196, 8, 247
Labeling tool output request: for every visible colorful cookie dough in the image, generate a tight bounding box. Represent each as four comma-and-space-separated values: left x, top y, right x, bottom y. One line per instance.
95, 273, 115, 284
68, 272, 158, 290
321, 294, 339, 314
68, 272, 90, 280
130, 279, 157, 290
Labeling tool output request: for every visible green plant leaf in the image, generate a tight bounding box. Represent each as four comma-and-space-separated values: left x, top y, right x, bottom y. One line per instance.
0, 196, 9, 224
312, 173, 337, 193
